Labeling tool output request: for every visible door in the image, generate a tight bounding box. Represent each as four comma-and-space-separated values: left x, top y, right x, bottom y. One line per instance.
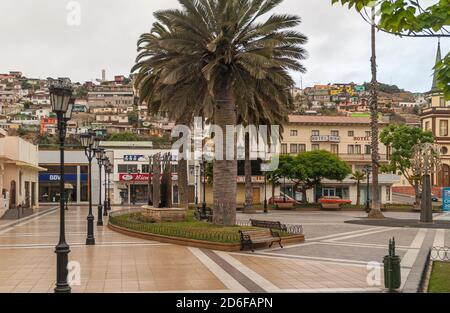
252, 187, 261, 204
31, 182, 36, 207
442, 165, 450, 187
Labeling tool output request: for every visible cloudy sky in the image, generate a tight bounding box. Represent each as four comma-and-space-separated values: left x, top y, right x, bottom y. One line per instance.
0, 0, 448, 92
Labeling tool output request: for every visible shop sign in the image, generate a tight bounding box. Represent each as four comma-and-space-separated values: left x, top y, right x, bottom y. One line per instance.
123, 155, 145, 162
443, 188, 450, 212
311, 135, 340, 143
39, 174, 86, 182
354, 136, 371, 141
119, 173, 150, 182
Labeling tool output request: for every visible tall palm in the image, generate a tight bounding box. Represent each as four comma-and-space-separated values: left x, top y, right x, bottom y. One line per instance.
368, 6, 383, 218
351, 171, 365, 206
132, 0, 307, 225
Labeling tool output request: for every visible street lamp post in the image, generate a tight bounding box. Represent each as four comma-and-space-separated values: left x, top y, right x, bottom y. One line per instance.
103, 157, 109, 217
201, 157, 206, 213
95, 148, 105, 226
260, 163, 270, 214
364, 165, 372, 213
50, 81, 73, 294
195, 162, 200, 206
80, 130, 98, 246
106, 161, 112, 212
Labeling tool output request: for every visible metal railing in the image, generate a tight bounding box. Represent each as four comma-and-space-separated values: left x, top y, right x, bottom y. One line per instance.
430, 246, 450, 262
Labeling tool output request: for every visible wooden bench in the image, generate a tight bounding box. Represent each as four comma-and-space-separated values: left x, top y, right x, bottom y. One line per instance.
194, 207, 213, 222
250, 219, 288, 232
239, 229, 283, 252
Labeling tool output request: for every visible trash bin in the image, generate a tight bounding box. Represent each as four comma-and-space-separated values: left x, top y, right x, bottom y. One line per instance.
384, 238, 401, 291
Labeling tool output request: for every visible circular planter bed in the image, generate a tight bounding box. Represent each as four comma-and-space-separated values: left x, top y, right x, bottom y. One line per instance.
108, 210, 305, 252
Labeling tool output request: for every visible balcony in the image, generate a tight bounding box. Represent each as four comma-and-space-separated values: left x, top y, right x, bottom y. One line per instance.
338, 153, 389, 163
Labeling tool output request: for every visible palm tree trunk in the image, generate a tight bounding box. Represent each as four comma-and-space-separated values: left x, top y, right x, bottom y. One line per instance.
244, 132, 253, 211
178, 159, 188, 209
368, 6, 384, 219
213, 83, 237, 226
356, 181, 361, 206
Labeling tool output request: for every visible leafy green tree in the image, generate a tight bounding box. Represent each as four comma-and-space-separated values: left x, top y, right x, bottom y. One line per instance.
132, 0, 307, 225
272, 151, 351, 203
128, 111, 139, 128
22, 101, 33, 109
333, 0, 450, 99
380, 124, 435, 206
108, 132, 140, 142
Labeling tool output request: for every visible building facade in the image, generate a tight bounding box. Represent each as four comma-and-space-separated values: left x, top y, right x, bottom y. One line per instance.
279, 115, 399, 204
0, 133, 42, 217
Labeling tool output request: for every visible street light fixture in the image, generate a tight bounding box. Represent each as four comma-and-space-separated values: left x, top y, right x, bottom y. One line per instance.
95, 148, 105, 226
50, 81, 73, 294
80, 130, 96, 246
102, 156, 109, 217
106, 161, 112, 212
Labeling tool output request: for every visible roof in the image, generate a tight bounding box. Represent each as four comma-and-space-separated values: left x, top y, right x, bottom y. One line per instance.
288, 115, 382, 125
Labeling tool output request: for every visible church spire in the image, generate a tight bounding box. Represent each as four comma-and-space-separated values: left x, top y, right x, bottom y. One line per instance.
431, 39, 442, 92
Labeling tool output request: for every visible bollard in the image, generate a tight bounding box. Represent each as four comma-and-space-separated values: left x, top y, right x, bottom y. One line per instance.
383, 237, 401, 292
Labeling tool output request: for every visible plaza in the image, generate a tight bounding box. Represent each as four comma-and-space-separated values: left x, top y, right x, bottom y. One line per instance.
0, 206, 448, 293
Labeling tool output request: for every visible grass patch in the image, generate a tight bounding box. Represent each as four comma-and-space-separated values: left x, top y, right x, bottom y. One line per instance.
428, 262, 450, 293
109, 210, 289, 244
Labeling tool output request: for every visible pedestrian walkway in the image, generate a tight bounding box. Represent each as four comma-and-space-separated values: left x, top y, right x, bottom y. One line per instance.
0, 206, 444, 293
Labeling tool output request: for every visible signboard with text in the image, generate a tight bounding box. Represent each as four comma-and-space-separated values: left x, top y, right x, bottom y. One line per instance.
443, 188, 450, 212
123, 155, 145, 162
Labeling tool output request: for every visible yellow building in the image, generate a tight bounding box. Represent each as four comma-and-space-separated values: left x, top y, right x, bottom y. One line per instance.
0, 133, 44, 218
279, 115, 399, 204
421, 41, 450, 188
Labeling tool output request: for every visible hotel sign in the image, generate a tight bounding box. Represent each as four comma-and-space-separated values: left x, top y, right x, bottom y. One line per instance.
311, 135, 340, 143
354, 136, 371, 142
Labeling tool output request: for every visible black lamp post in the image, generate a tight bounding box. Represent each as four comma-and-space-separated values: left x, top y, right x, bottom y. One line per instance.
95, 148, 105, 226
201, 157, 207, 213
363, 165, 372, 213
106, 162, 112, 211
103, 157, 109, 216
80, 130, 98, 245
50, 81, 73, 294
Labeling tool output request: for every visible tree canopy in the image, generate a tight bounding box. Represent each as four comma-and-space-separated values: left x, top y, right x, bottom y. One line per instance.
273, 151, 351, 199
108, 132, 140, 142
380, 124, 435, 185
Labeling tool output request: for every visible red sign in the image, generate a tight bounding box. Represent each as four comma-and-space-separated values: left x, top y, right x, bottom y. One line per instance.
119, 173, 150, 182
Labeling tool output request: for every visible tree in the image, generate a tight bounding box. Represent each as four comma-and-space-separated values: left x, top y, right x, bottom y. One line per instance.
272, 151, 351, 203
128, 111, 139, 128
108, 132, 140, 142
22, 101, 33, 110
333, 0, 450, 99
380, 124, 434, 207
132, 0, 307, 225
351, 171, 366, 206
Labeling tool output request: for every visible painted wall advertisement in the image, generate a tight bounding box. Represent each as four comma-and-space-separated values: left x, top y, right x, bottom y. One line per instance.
443, 188, 450, 212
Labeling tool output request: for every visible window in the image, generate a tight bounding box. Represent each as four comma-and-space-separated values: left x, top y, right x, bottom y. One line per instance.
365, 145, 371, 155
347, 145, 355, 154
348, 130, 354, 137
290, 130, 298, 137
355, 145, 361, 154
331, 144, 339, 154
312, 130, 320, 136
365, 131, 372, 138
322, 188, 336, 197
441, 147, 449, 155
425, 121, 431, 131
118, 164, 138, 173
142, 165, 150, 173
312, 144, 320, 151
298, 144, 306, 153
440, 120, 448, 136
281, 144, 288, 154
386, 187, 391, 202
290, 144, 298, 154
331, 130, 339, 137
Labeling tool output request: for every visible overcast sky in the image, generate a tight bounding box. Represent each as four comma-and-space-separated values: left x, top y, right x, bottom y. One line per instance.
0, 0, 448, 93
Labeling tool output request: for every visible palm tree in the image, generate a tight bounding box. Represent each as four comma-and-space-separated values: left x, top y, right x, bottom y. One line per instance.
132, 0, 307, 225
351, 171, 365, 206
368, 5, 383, 218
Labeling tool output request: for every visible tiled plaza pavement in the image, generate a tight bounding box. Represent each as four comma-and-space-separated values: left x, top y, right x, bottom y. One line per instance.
0, 207, 448, 293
